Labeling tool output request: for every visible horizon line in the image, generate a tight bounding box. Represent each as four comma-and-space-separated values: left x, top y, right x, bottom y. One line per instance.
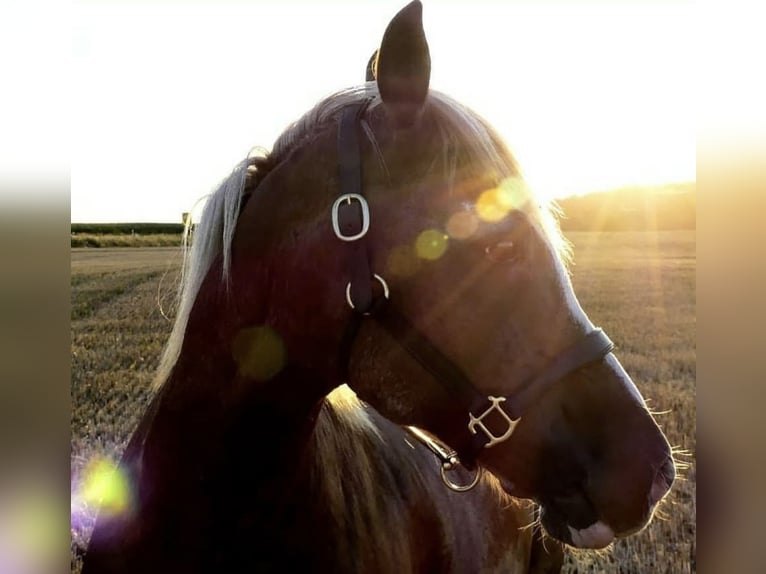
71, 180, 696, 225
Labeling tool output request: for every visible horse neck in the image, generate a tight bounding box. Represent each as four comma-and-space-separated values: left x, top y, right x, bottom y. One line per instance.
157, 250, 541, 572
170, 355, 326, 458
159, 265, 337, 487
144, 288, 542, 573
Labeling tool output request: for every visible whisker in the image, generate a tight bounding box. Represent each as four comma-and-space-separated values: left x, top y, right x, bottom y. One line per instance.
654, 507, 670, 521
671, 447, 694, 458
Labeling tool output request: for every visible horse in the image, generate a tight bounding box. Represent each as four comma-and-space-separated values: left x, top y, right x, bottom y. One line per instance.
81, 2, 675, 572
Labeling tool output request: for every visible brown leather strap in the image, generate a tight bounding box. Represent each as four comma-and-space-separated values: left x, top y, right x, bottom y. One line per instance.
374, 305, 614, 461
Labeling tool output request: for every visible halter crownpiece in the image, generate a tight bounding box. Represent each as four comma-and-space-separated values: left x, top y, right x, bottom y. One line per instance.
332, 103, 615, 490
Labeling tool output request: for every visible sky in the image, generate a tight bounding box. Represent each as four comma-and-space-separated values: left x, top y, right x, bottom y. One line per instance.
72, 0, 695, 223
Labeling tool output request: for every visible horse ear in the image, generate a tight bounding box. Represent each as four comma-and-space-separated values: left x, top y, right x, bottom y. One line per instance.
366, 50, 378, 81
376, 1, 431, 127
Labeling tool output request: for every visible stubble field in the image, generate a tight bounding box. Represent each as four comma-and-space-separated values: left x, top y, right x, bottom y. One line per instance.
70, 231, 696, 573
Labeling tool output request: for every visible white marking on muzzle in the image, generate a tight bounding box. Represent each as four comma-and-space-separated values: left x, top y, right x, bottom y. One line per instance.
568, 521, 615, 549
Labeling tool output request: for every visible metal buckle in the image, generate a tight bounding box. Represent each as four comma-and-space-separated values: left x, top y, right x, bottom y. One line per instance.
332, 193, 370, 242
345, 274, 389, 313
468, 396, 519, 448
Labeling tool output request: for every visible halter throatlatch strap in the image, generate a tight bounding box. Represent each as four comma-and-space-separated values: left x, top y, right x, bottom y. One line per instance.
333, 103, 616, 470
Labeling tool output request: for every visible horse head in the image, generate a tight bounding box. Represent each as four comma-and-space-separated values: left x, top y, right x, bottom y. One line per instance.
209, 0, 674, 551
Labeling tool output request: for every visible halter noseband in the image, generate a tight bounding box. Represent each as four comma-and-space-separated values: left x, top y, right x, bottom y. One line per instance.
332, 103, 614, 489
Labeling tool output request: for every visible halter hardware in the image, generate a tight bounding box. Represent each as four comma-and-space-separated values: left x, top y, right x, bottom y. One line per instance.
441, 460, 483, 492
406, 426, 483, 492
468, 396, 520, 448
332, 193, 370, 241
346, 274, 389, 312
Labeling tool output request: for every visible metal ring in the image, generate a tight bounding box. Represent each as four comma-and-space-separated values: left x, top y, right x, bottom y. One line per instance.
345, 274, 389, 311
440, 463, 483, 493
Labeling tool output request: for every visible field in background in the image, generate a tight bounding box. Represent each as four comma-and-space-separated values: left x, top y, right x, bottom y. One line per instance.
70, 234, 182, 248
70, 231, 696, 573
70, 222, 185, 247
70, 182, 696, 248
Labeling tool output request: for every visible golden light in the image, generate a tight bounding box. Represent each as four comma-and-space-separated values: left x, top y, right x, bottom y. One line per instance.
415, 229, 449, 261
498, 177, 529, 208
476, 189, 507, 222
81, 457, 131, 515
476, 177, 529, 222
446, 211, 479, 239
386, 244, 421, 278
232, 326, 286, 381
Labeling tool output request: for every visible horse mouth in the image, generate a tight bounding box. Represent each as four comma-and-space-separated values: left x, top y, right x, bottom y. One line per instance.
566, 521, 615, 548
540, 511, 615, 549
538, 498, 616, 549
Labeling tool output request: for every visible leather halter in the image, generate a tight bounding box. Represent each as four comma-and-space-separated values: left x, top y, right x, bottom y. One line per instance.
333, 102, 614, 471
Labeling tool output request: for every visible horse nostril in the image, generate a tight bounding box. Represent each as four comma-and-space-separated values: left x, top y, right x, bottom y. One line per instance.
649, 457, 675, 506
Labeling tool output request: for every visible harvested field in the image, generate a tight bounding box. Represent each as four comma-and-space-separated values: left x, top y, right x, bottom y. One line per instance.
70, 231, 695, 573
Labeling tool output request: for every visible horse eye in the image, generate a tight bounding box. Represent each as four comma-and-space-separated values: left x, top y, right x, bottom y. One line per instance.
484, 241, 518, 263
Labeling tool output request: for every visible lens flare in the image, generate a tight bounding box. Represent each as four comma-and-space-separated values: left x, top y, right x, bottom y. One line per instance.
80, 457, 131, 515
476, 177, 529, 222
415, 229, 449, 261
476, 189, 507, 222
498, 177, 529, 208
232, 325, 287, 381
446, 211, 479, 239
386, 244, 421, 278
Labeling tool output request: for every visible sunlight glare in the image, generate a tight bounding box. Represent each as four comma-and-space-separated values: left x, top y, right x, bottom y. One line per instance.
386, 244, 422, 278
476, 177, 529, 222
476, 189, 507, 222
415, 229, 449, 261
446, 210, 479, 239
80, 457, 131, 515
232, 326, 287, 381
72, 3, 693, 223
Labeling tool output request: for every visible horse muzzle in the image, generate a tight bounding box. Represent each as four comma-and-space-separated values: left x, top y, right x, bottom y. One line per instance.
539, 454, 676, 548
